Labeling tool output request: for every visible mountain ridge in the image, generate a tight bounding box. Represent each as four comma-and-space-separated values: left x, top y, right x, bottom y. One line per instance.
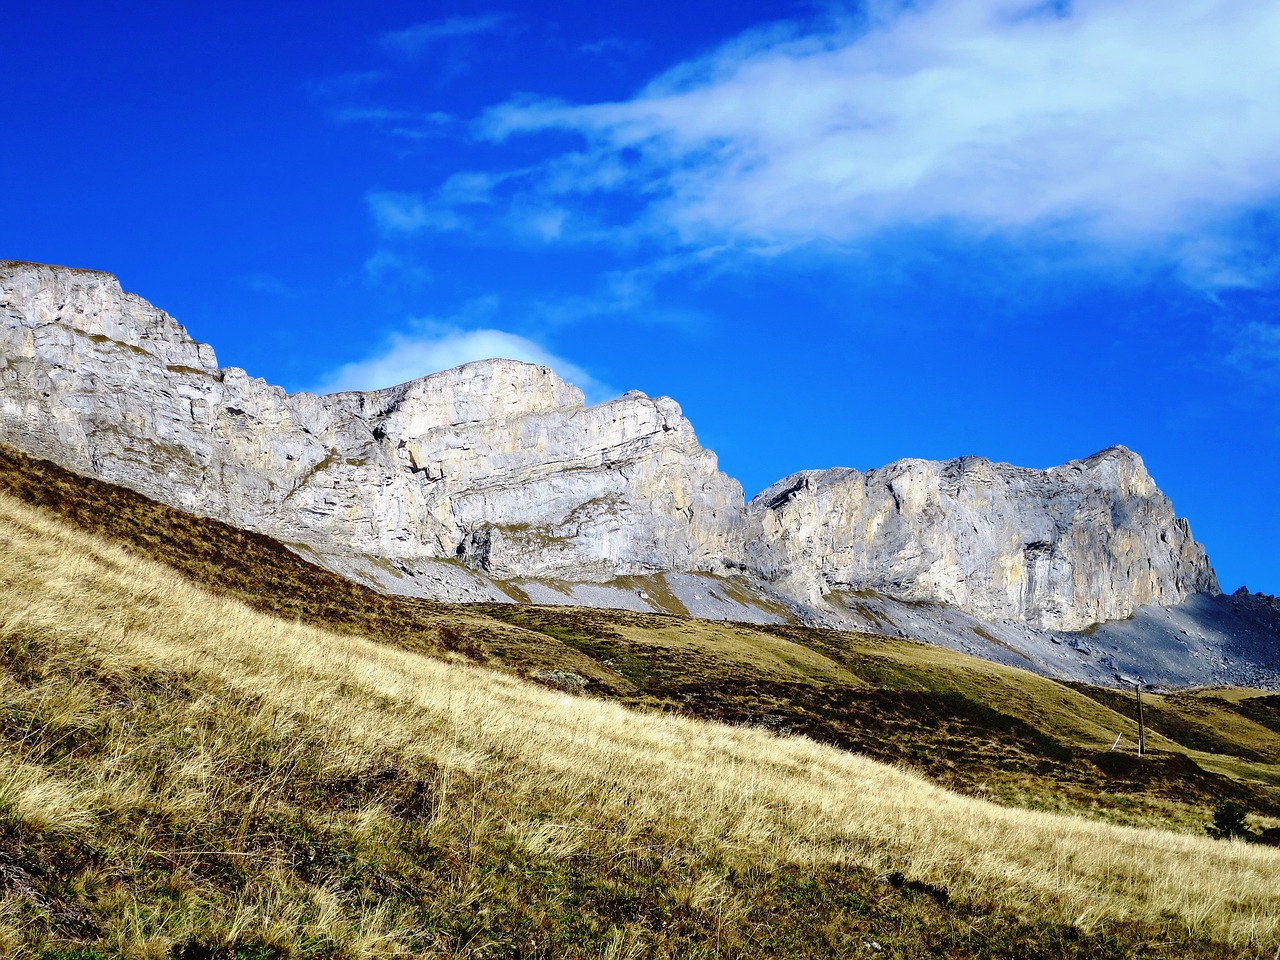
748, 444, 1219, 630
0, 259, 1222, 640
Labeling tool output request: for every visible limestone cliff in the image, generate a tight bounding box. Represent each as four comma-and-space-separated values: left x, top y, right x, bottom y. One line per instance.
747, 451, 1219, 631
0, 262, 746, 582
0, 261, 1219, 632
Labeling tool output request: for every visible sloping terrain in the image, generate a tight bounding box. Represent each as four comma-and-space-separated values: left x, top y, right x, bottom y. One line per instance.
3, 460, 1280, 958
816, 586, 1280, 692
3, 442, 1279, 835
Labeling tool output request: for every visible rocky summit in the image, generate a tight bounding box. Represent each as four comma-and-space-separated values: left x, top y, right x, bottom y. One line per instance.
0, 262, 746, 596
747, 450, 1218, 631
0, 260, 1228, 651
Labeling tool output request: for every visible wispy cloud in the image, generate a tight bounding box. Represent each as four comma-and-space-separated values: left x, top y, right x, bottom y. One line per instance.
237, 273, 299, 298
449, 0, 1280, 287
310, 301, 613, 402
329, 105, 410, 125
578, 37, 646, 58
330, 106, 459, 142
387, 112, 459, 140
309, 70, 385, 97
1225, 319, 1280, 380
367, 191, 464, 234
366, 173, 577, 241
525, 257, 713, 330
363, 250, 431, 286
380, 15, 510, 57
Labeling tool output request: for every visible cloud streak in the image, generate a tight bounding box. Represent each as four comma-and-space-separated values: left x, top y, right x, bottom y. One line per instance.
452, 0, 1280, 284
380, 15, 510, 57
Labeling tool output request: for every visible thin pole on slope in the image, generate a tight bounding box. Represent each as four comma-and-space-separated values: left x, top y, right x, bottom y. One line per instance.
1135, 676, 1146, 758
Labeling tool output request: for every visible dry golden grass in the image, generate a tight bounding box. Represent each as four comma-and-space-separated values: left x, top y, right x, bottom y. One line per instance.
5, 440, 1277, 842
3, 488, 1280, 958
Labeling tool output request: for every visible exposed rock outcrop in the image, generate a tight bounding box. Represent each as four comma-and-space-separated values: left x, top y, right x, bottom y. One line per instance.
748, 452, 1218, 631
0, 261, 746, 583
0, 261, 1219, 633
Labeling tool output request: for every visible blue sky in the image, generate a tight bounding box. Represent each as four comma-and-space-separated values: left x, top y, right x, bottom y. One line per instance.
5, 0, 1278, 595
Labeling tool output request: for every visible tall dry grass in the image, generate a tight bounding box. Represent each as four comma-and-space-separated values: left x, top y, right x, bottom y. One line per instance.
2, 488, 1278, 953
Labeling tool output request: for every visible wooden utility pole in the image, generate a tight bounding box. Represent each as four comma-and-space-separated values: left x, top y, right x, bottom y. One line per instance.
1135, 677, 1146, 758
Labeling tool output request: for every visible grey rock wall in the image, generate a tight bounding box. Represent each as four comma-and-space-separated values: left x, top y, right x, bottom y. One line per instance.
0, 261, 746, 581
0, 261, 1219, 632
747, 450, 1218, 631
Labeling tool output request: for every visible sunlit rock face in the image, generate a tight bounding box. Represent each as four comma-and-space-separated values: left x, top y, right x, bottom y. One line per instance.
746, 450, 1219, 631
1, 261, 1218, 631
0, 262, 225, 511
0, 261, 747, 581
328, 377, 748, 579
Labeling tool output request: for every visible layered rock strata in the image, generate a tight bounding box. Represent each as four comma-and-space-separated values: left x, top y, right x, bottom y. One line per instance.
747, 450, 1218, 631
0, 261, 745, 582
0, 261, 1219, 632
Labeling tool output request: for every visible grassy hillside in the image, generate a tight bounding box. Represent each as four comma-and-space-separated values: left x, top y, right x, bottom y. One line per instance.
3, 444, 1280, 956
3, 446, 1277, 834
4, 482, 1280, 958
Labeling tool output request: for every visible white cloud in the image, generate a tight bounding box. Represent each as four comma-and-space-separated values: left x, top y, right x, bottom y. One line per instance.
380, 15, 510, 57
367, 191, 463, 233
468, 0, 1280, 283
366, 173, 511, 235
311, 312, 612, 403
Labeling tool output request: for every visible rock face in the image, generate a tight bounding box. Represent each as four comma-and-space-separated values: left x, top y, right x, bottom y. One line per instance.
747, 451, 1219, 631
0, 262, 745, 581
0, 261, 1219, 632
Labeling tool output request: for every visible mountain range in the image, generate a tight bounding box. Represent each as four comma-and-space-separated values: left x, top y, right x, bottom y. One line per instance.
2, 259, 1276, 689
